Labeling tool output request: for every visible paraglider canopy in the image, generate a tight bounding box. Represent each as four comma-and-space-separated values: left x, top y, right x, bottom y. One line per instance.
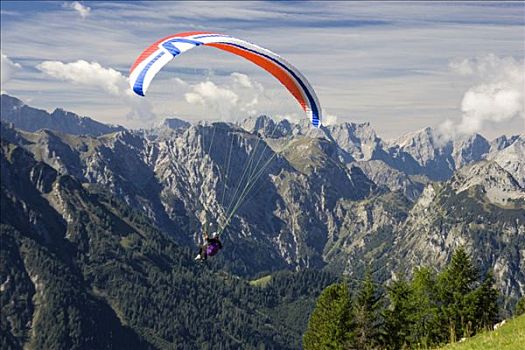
129, 31, 322, 127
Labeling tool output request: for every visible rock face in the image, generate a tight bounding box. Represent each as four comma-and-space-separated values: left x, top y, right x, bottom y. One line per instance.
1, 119, 376, 274
1, 99, 524, 305
324, 122, 387, 163
451, 160, 524, 205
490, 135, 520, 152
355, 160, 426, 202
488, 135, 525, 188
1, 94, 124, 136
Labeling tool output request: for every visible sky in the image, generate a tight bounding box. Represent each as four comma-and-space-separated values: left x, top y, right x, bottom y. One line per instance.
1, 1, 524, 139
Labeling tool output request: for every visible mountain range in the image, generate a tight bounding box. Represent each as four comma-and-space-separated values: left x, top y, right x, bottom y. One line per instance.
1, 94, 524, 348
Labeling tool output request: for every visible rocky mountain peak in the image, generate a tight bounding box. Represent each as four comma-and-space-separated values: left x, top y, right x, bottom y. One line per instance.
1, 93, 24, 109
324, 121, 383, 161
451, 133, 490, 167
51, 108, 79, 119
161, 117, 191, 130
387, 128, 495, 181
488, 135, 525, 188
490, 134, 520, 152
241, 115, 293, 138
393, 127, 449, 155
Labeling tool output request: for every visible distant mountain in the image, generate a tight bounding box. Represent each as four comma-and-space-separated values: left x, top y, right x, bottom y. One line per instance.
241, 116, 388, 164
0, 94, 124, 136
450, 160, 524, 205
240, 114, 295, 139
387, 127, 490, 180
489, 134, 520, 152
324, 122, 387, 162
161, 117, 191, 130
242, 115, 520, 202
243, 115, 518, 178
238, 116, 524, 305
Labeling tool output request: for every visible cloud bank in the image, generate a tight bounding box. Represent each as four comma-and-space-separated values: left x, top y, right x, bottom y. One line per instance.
184, 73, 266, 120
37, 60, 125, 95
441, 54, 524, 137
37, 60, 154, 121
1, 53, 22, 92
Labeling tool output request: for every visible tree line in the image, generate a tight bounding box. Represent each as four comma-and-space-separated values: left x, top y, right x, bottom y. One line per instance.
303, 247, 507, 349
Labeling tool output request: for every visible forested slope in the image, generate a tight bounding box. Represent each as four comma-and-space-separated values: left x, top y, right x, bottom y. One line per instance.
0, 141, 336, 349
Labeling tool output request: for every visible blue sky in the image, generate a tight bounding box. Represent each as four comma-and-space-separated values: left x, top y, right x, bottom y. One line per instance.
1, 1, 524, 139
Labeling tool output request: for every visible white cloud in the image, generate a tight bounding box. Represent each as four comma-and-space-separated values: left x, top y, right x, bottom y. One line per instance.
185, 80, 239, 117
37, 60, 125, 95
37, 60, 154, 121
183, 73, 267, 120
274, 113, 301, 124
322, 111, 338, 126
1, 53, 22, 91
442, 54, 524, 137
231, 72, 253, 89
2, 2, 523, 136
63, 1, 91, 18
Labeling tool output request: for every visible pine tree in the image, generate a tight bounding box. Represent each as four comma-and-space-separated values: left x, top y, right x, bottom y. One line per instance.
303, 283, 353, 350
410, 266, 442, 347
437, 247, 479, 342
472, 271, 499, 331
353, 271, 384, 350
384, 274, 414, 349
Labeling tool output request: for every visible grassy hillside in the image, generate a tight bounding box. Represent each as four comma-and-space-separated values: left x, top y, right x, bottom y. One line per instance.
438, 314, 525, 350
249, 274, 272, 287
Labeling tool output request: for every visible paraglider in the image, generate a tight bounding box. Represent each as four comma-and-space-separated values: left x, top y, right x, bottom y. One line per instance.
129, 31, 322, 127
194, 230, 223, 261
129, 32, 322, 259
